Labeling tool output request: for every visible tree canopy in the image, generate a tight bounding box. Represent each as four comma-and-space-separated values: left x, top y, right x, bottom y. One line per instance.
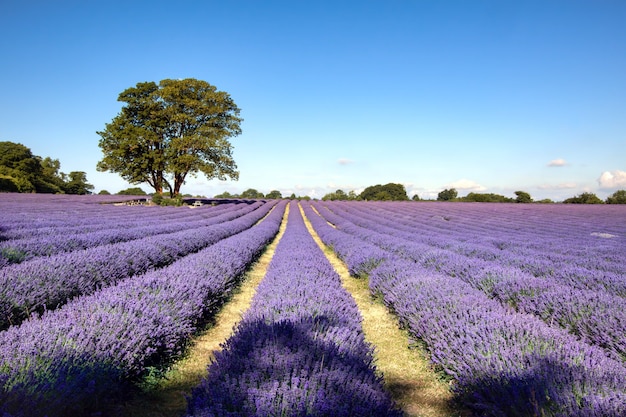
460, 192, 515, 203
322, 189, 352, 201
605, 190, 626, 204
97, 78, 242, 197
563, 192, 604, 204
437, 188, 458, 201
265, 190, 282, 199
240, 188, 265, 199
359, 183, 409, 201
117, 187, 148, 196
0, 141, 93, 194
514, 190, 533, 203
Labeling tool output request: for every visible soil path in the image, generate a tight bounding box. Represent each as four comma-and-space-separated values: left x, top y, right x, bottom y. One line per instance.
118, 204, 290, 417
120, 202, 462, 417
300, 203, 462, 417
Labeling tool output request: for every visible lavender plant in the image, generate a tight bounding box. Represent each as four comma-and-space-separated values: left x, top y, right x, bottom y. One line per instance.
0, 202, 238, 265
369, 258, 626, 417
0, 201, 286, 417
308, 201, 626, 362
0, 201, 273, 330
303, 201, 626, 416
186, 202, 402, 417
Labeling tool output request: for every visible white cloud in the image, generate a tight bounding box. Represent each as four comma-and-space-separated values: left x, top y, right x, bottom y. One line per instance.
598, 170, 626, 189
548, 158, 568, 167
337, 158, 354, 165
445, 179, 487, 191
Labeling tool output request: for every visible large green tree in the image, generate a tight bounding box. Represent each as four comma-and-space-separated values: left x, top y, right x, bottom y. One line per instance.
265, 190, 282, 199
437, 188, 458, 201
97, 78, 242, 197
514, 190, 533, 203
359, 183, 408, 201
240, 188, 265, 199
64, 171, 94, 195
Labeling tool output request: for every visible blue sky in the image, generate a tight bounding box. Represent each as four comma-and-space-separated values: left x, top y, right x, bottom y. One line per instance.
1, 1, 625, 200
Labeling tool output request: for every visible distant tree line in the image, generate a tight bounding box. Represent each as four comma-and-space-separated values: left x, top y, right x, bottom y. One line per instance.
563, 191, 626, 204
322, 183, 412, 201
213, 189, 311, 200
434, 188, 626, 204
112, 185, 626, 204
0, 141, 94, 194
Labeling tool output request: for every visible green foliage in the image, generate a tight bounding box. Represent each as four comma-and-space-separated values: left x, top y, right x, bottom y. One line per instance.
117, 187, 147, 196
437, 188, 457, 201
0, 247, 28, 263
563, 192, 604, 204
214, 191, 236, 198
0, 174, 20, 192
461, 192, 514, 203
286, 193, 311, 200
97, 78, 242, 197
265, 190, 282, 199
40, 157, 66, 192
156, 195, 183, 206
411, 194, 420, 201
151, 193, 183, 206
0, 141, 92, 194
322, 189, 361, 201
0, 168, 34, 193
359, 183, 408, 201
514, 190, 533, 203
240, 188, 265, 199
606, 189, 626, 204
64, 171, 94, 195
98, 190, 111, 195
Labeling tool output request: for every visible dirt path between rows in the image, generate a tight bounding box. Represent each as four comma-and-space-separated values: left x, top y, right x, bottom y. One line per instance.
118, 204, 290, 417
120, 202, 462, 417
300, 203, 462, 417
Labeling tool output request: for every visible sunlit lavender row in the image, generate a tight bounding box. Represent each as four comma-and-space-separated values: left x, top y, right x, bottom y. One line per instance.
0, 200, 286, 417
186, 202, 402, 417
0, 200, 274, 330
302, 201, 626, 416
323, 201, 626, 289
310, 201, 626, 362
0, 194, 150, 237
0, 201, 238, 264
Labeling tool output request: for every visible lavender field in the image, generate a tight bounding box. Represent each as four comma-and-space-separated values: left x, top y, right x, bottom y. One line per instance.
304, 200, 626, 417
1, 194, 625, 416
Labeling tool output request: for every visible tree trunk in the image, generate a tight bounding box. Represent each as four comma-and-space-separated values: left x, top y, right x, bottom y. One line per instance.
173, 172, 186, 197
149, 171, 164, 195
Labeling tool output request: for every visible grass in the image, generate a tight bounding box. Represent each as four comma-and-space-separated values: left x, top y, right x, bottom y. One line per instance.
115, 204, 290, 417
300, 203, 467, 417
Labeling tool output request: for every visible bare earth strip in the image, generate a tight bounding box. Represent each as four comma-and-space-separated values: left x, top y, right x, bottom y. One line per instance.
300, 204, 464, 417
118, 204, 290, 417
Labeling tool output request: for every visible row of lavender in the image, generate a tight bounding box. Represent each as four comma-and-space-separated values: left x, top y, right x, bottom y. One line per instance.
302, 201, 626, 416
0, 194, 154, 240
0, 200, 274, 330
186, 202, 402, 416
0, 200, 287, 416
313, 201, 626, 363
0, 200, 239, 264
330, 202, 626, 289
